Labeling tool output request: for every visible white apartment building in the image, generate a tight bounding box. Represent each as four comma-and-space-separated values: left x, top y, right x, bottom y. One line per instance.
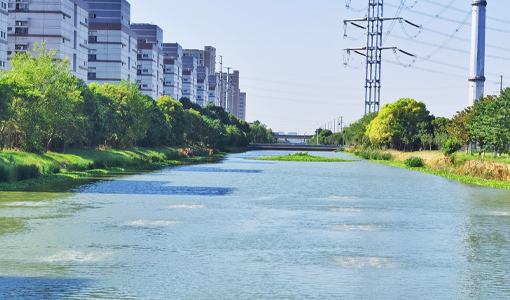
0, 1, 8, 70
207, 74, 219, 106
182, 56, 197, 103
238, 92, 246, 120
228, 70, 240, 117
84, 0, 138, 85
162, 42, 182, 101
183, 46, 216, 75
131, 23, 163, 100
196, 66, 209, 106
8, 0, 89, 80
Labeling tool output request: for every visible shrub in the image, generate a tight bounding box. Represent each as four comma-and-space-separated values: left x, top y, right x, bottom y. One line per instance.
442, 138, 461, 156
358, 151, 371, 159
370, 153, 382, 160
0, 165, 9, 182
13, 165, 40, 181
42, 163, 61, 174
405, 157, 424, 167
382, 153, 392, 161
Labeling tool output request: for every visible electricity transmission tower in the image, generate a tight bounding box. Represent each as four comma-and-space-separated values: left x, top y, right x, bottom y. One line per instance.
344, 0, 418, 114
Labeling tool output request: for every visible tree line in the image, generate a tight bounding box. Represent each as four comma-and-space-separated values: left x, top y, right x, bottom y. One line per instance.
338, 91, 510, 155
0, 44, 274, 153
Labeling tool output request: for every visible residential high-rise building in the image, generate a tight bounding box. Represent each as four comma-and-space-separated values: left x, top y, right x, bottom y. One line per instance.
203, 46, 215, 75
196, 66, 209, 106
183, 46, 216, 75
238, 92, 246, 120
0, 1, 8, 70
217, 71, 227, 109
162, 42, 182, 101
131, 23, 163, 100
207, 74, 219, 106
182, 56, 197, 103
8, 0, 89, 80
228, 70, 240, 117
84, 0, 138, 85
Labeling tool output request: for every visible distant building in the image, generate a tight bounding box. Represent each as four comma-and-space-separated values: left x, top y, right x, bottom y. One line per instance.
207, 74, 219, 106
131, 23, 163, 100
162, 42, 182, 101
196, 66, 209, 106
238, 92, 246, 120
217, 71, 227, 109
182, 56, 197, 103
0, 1, 7, 70
84, 0, 138, 85
8, 0, 89, 80
228, 70, 240, 117
183, 46, 216, 75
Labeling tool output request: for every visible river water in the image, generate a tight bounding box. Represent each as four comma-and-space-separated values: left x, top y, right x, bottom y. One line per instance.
1, 150, 510, 299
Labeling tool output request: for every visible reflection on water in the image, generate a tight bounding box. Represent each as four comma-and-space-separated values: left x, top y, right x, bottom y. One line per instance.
76, 180, 235, 196
1, 150, 510, 299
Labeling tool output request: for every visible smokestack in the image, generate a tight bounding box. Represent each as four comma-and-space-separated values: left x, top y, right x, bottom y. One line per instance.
469, 0, 487, 106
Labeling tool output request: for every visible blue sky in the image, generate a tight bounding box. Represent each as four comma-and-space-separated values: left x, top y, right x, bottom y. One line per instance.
129, 0, 510, 134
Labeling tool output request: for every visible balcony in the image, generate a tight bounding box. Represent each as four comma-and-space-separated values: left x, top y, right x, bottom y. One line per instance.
14, 27, 28, 35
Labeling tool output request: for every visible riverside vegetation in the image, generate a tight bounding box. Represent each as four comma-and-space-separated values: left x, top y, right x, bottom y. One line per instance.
0, 44, 275, 188
250, 152, 355, 162
339, 92, 510, 189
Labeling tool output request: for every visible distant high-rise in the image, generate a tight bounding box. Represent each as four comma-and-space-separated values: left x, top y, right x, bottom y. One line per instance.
162, 42, 182, 101
238, 92, 246, 120
8, 0, 89, 80
207, 74, 219, 106
131, 23, 163, 100
183, 46, 216, 75
196, 66, 209, 106
182, 56, 197, 103
84, 0, 138, 85
228, 70, 240, 117
0, 1, 8, 70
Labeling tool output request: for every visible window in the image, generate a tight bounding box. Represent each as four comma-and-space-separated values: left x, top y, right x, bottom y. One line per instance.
88, 54, 96, 60
89, 14, 96, 18
14, 28, 28, 35
16, 3, 28, 10
88, 36, 97, 42
0, 31, 5, 39
142, 69, 148, 73
85, 18, 88, 24
1, 2, 6, 10
15, 44, 27, 50
88, 72, 96, 79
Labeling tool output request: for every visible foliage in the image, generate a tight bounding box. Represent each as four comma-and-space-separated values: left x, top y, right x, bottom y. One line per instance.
343, 112, 378, 145
404, 157, 424, 167
442, 138, 461, 156
251, 152, 355, 162
366, 98, 432, 151
249, 120, 274, 144
447, 106, 474, 153
432, 117, 451, 149
469, 92, 510, 156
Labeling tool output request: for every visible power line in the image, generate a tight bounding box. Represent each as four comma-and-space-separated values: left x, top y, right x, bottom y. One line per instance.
420, 0, 510, 25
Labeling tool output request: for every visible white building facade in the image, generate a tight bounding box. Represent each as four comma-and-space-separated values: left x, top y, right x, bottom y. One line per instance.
84, 0, 138, 85
196, 65, 209, 106
162, 42, 182, 101
131, 23, 163, 100
182, 56, 197, 103
0, 1, 7, 70
207, 74, 219, 106
238, 92, 246, 120
8, 0, 89, 80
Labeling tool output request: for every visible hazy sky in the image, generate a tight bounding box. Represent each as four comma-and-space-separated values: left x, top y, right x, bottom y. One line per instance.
129, 0, 510, 134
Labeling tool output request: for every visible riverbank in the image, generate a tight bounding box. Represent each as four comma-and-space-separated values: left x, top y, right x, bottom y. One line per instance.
349, 148, 510, 189
0, 147, 223, 191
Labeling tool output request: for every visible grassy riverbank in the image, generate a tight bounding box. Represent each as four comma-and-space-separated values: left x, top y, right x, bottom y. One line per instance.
0, 147, 221, 191
349, 148, 510, 189
250, 152, 355, 162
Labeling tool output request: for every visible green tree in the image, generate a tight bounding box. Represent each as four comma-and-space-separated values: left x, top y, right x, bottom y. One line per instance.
366, 98, 431, 151
250, 120, 274, 144
343, 112, 378, 145
2, 43, 84, 152
447, 106, 474, 154
432, 117, 451, 150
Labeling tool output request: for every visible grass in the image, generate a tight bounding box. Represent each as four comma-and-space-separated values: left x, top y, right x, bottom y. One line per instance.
0, 146, 223, 191
249, 152, 355, 162
349, 147, 510, 189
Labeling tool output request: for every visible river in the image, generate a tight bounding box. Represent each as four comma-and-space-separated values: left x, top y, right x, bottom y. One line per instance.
1, 150, 510, 299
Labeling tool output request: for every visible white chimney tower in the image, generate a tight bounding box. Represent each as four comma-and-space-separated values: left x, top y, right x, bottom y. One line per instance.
469, 0, 487, 106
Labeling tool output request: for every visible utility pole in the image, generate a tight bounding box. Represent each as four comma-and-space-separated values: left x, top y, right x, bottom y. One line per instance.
218, 56, 223, 107
339, 116, 344, 146
501, 75, 503, 93
344, 0, 417, 114
226, 67, 231, 113
469, 0, 487, 106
